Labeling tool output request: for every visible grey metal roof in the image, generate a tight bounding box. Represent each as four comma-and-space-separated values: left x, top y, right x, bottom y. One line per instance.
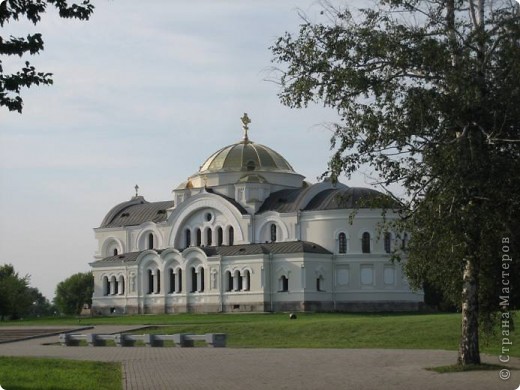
258, 186, 396, 214
257, 188, 309, 213
99, 199, 175, 228
304, 187, 397, 210
93, 249, 169, 264
92, 241, 331, 264
93, 251, 142, 264
206, 241, 332, 256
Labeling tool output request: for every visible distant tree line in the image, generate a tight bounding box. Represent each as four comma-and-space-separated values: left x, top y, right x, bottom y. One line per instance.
0, 263, 93, 320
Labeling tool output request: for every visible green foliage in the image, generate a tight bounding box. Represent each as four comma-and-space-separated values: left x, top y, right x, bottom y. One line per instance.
0, 264, 32, 320
0, 0, 94, 112
271, 0, 520, 364
54, 272, 94, 315
0, 356, 121, 390
0, 264, 54, 320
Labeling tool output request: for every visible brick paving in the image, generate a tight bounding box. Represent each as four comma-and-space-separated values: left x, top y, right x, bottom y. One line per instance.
0, 326, 518, 390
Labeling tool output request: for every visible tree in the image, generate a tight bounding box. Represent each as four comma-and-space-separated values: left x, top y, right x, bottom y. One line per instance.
54, 272, 94, 315
271, 0, 519, 366
27, 287, 57, 317
0, 0, 94, 113
0, 263, 33, 320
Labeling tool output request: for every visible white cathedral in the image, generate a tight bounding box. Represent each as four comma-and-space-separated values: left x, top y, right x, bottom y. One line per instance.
90, 114, 423, 314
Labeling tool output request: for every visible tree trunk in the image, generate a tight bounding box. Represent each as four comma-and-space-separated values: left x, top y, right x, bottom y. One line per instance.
458, 256, 481, 365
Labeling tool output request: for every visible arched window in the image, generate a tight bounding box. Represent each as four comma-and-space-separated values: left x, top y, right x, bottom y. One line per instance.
279, 275, 289, 292
177, 269, 182, 292
338, 232, 347, 254
228, 226, 234, 246
190, 267, 197, 292
217, 227, 223, 246
196, 228, 202, 246
225, 271, 233, 292
270, 224, 277, 242
384, 232, 392, 254
199, 268, 205, 292
113, 248, 118, 256
316, 275, 324, 292
401, 232, 408, 250
185, 229, 191, 248
103, 276, 110, 296
206, 228, 212, 246
362, 232, 371, 254
148, 233, 154, 249
169, 269, 175, 293
156, 270, 161, 293
147, 270, 154, 294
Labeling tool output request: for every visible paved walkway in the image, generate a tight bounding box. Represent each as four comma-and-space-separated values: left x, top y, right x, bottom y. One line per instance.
0, 326, 518, 390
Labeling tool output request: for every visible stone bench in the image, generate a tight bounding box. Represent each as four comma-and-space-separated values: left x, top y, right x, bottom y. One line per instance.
59, 333, 227, 348
59, 333, 118, 347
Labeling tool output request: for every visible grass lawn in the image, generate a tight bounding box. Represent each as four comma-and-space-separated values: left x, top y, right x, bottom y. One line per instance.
0, 356, 121, 390
1, 311, 517, 357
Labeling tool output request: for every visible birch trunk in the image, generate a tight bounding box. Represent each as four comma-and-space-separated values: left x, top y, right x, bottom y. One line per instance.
458, 256, 481, 365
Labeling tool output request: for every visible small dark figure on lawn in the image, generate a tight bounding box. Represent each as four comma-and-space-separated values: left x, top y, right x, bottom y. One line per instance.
289, 313, 297, 319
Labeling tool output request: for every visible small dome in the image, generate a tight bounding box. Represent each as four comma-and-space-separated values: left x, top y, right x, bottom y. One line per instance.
199, 141, 295, 174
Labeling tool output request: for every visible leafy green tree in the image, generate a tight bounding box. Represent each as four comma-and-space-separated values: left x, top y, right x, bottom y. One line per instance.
54, 272, 94, 315
27, 287, 56, 317
0, 264, 33, 320
271, 0, 519, 365
0, 0, 94, 112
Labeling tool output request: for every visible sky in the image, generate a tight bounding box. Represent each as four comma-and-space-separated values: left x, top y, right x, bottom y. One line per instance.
0, 0, 372, 300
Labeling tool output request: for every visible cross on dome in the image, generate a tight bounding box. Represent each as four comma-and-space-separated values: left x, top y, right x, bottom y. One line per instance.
241, 113, 251, 143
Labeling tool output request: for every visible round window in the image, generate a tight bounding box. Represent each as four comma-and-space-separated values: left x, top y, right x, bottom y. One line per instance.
205, 212, 212, 222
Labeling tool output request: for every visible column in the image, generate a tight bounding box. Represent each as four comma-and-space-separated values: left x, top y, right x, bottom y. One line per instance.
154, 270, 160, 294
118, 276, 124, 295
242, 272, 249, 291
197, 270, 202, 292
233, 273, 239, 291
175, 272, 181, 293
110, 276, 116, 295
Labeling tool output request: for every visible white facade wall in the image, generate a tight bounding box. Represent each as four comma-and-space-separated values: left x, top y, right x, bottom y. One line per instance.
90, 136, 423, 314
